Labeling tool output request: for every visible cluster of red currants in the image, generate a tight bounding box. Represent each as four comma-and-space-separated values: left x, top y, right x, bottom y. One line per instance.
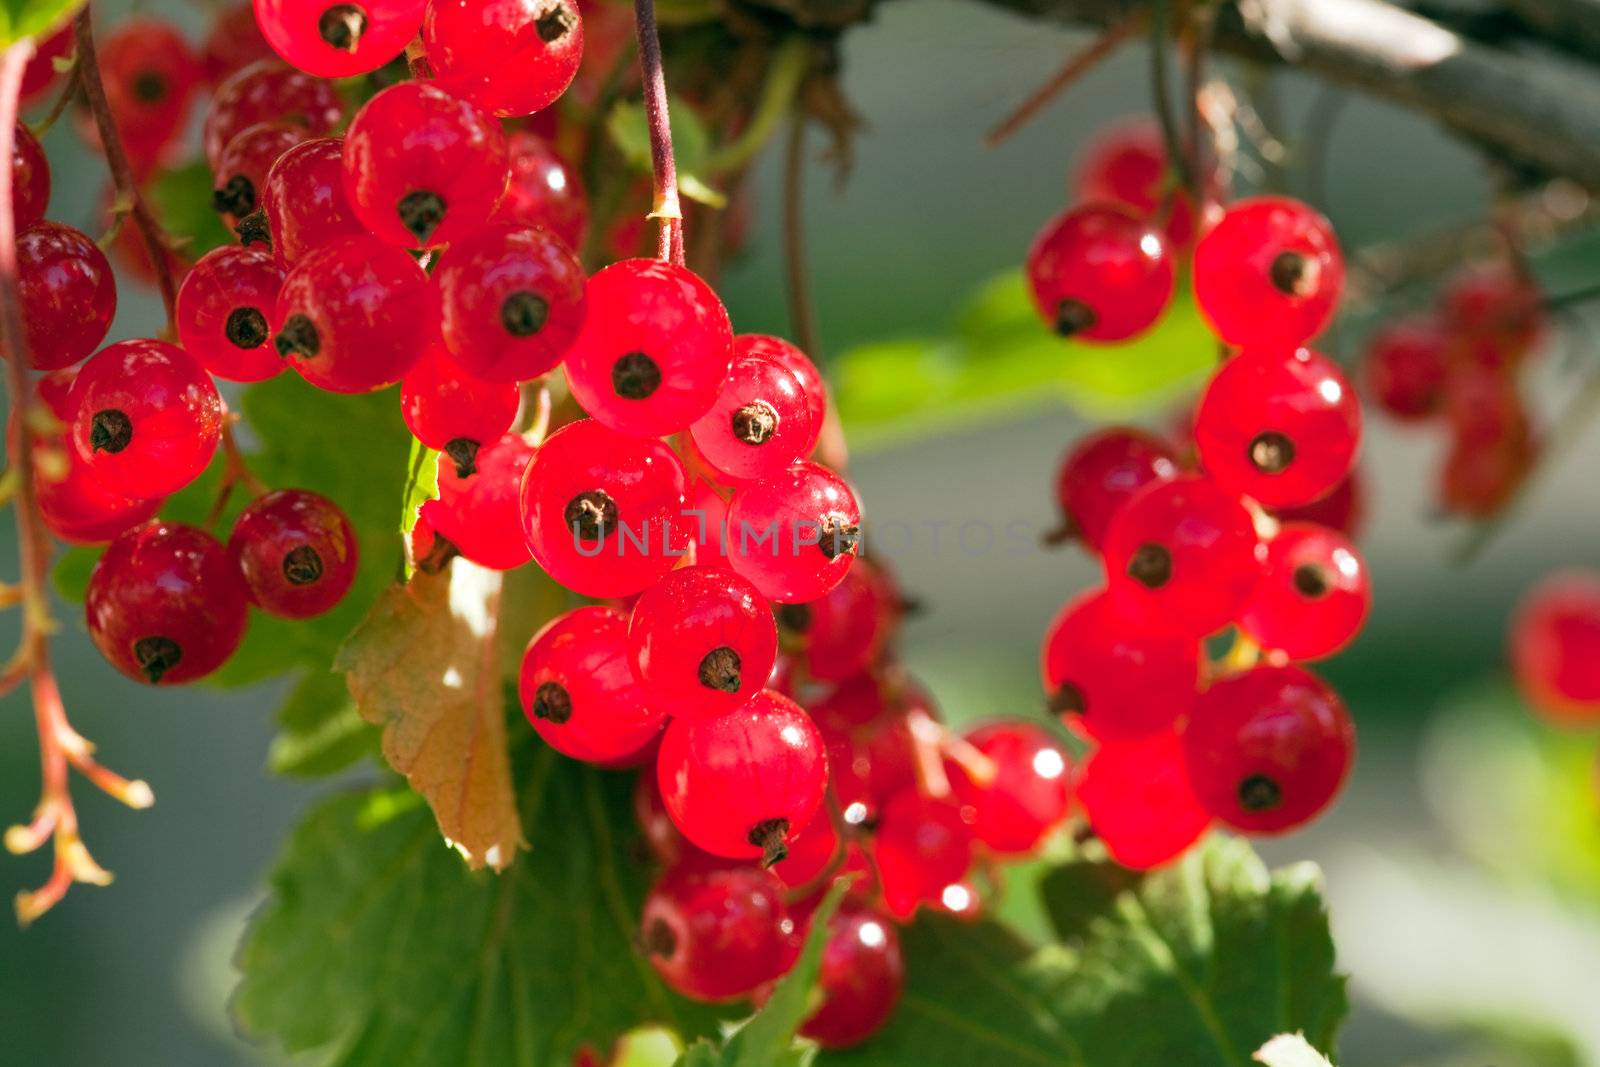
1510, 571, 1600, 793
1025, 121, 1366, 869
1362, 259, 1546, 517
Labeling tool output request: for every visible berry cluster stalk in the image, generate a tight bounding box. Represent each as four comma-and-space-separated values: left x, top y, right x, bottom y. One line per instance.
631, 0, 685, 265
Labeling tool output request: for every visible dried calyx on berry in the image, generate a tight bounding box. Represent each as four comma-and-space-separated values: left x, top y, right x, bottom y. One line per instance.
318, 3, 368, 52
398, 189, 447, 243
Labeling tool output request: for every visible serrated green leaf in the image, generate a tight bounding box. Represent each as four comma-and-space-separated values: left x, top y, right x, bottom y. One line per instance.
0, 1, 78, 49
147, 160, 235, 261
267, 669, 377, 777
232, 747, 734, 1066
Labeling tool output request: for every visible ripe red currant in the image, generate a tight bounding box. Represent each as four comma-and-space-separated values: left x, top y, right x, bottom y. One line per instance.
735, 334, 826, 455
176, 245, 286, 382
765, 808, 839, 893
689, 349, 816, 484
724, 461, 860, 603
1052, 426, 1179, 549
519, 606, 666, 762
204, 59, 343, 169
634, 760, 691, 864
639, 861, 794, 1003
254, 0, 426, 78
495, 130, 589, 250
423, 0, 583, 117
874, 789, 974, 917
1077, 729, 1211, 870
1363, 315, 1449, 422
342, 80, 509, 248
563, 258, 733, 437
1439, 431, 1535, 518
228, 489, 359, 618
946, 720, 1071, 855
1270, 467, 1364, 538
1025, 202, 1174, 341
11, 122, 49, 231
1073, 117, 1215, 248
201, 2, 276, 85
1193, 196, 1345, 349
85, 521, 250, 685
628, 565, 777, 720
1444, 362, 1531, 448
212, 120, 308, 223
256, 137, 367, 265
656, 690, 827, 864
811, 674, 925, 824
20, 24, 73, 105
422, 433, 534, 570
1239, 522, 1370, 661
16, 221, 117, 371
787, 557, 900, 682
92, 18, 203, 174
69, 340, 223, 500
1510, 571, 1600, 727
1441, 261, 1543, 364
796, 902, 904, 1048
399, 347, 520, 476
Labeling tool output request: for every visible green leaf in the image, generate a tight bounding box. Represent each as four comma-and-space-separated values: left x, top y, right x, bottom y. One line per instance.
50, 544, 97, 603
0, 1, 78, 48
606, 98, 724, 209
147, 160, 235, 261
233, 747, 734, 1066
267, 669, 377, 778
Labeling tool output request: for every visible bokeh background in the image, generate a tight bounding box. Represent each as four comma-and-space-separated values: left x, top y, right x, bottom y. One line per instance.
4, 1, 1600, 1064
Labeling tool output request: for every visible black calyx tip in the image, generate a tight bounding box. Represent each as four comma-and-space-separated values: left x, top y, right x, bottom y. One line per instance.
532, 681, 572, 724
1055, 298, 1097, 337
748, 818, 790, 867
697, 646, 742, 693
1292, 563, 1330, 598
1238, 773, 1282, 812
1249, 430, 1296, 475
775, 602, 812, 633
535, 4, 575, 42
564, 489, 618, 542
731, 400, 778, 445
133, 636, 182, 684
1126, 542, 1172, 589
640, 917, 676, 958
443, 438, 481, 479
397, 190, 447, 243
318, 3, 369, 52
500, 290, 550, 338
1269, 250, 1319, 298
1048, 681, 1085, 716
213, 175, 256, 219
225, 306, 270, 349
282, 544, 324, 586
275, 313, 321, 358
132, 69, 167, 103
611, 351, 662, 400
90, 409, 133, 453
235, 209, 272, 248
818, 513, 860, 561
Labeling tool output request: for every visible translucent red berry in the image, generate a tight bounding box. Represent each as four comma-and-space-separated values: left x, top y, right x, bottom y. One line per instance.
628, 565, 777, 720
85, 521, 250, 685
423, 433, 534, 570
399, 347, 519, 476
495, 130, 589, 250
874, 789, 974, 917
204, 59, 343, 169
1073, 117, 1213, 248
1363, 315, 1449, 422
1270, 467, 1364, 538
946, 721, 1071, 855
1239, 522, 1369, 661
1025, 202, 1174, 342
433, 222, 586, 382
1052, 426, 1179, 549
255, 0, 426, 78
342, 80, 509, 248
1078, 729, 1211, 869
201, 2, 276, 85
256, 136, 366, 265
724, 461, 860, 603
423, 0, 583, 117
11, 122, 49, 231
1441, 261, 1543, 363
736, 334, 825, 455
92, 18, 203, 173
690, 350, 814, 482
519, 606, 666, 762
640, 861, 794, 1003
16, 221, 117, 371
213, 119, 308, 223
1193, 195, 1345, 348
634, 760, 690, 864
811, 674, 925, 824
69, 340, 223, 500
1439, 431, 1535, 518
656, 690, 827, 864
1510, 571, 1600, 727
273, 235, 432, 392
797, 903, 904, 1049
176, 245, 286, 382
563, 258, 733, 437
1182, 664, 1354, 834
788, 557, 900, 682
228, 489, 359, 618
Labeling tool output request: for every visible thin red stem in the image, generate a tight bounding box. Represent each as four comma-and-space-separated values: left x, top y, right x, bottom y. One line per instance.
985, 10, 1145, 147
631, 0, 684, 265
782, 112, 821, 359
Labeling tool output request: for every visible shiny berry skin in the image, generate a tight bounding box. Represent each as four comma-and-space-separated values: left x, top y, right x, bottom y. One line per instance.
1441, 261, 1544, 363
433, 222, 586, 381
1270, 467, 1364, 539
725, 462, 860, 603
1073, 117, 1210, 248
69, 340, 223, 500
946, 721, 1071, 855
399, 347, 519, 476
1041, 587, 1199, 739
212, 120, 308, 223
258, 137, 367, 266
1194, 345, 1361, 508
1053, 426, 1179, 549
342, 81, 509, 248
519, 606, 666, 762
1102, 475, 1262, 638
228, 489, 359, 618
85, 521, 250, 685
1510, 572, 1600, 727
176, 245, 286, 382
628, 565, 777, 720
1078, 729, 1211, 870
1193, 196, 1345, 349
798, 903, 904, 1049
201, 2, 276, 85
423, 0, 583, 117
639, 862, 794, 1003
495, 131, 589, 249
11, 123, 48, 231
255, 0, 427, 78
1439, 431, 1535, 518
563, 258, 733, 437
204, 59, 343, 170
689, 350, 815, 483
16, 221, 117, 371
273, 235, 432, 392
519, 418, 689, 597
1444, 364, 1532, 450
1239, 523, 1370, 661
790, 557, 900, 682
1363, 315, 1449, 422
1182, 664, 1354, 834
767, 809, 840, 893
874, 789, 974, 918
1025, 202, 1174, 342
736, 334, 825, 454
656, 690, 827, 864
93, 18, 203, 172
422, 433, 534, 570
811, 674, 925, 824
634, 760, 690, 864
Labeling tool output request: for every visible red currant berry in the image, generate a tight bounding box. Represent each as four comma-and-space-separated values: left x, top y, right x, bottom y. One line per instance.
797, 902, 903, 1049
735, 334, 825, 454
724, 462, 860, 603
69, 340, 223, 499
1239, 522, 1369, 661
399, 347, 519, 476
176, 245, 286, 382
1182, 665, 1353, 834
85, 521, 250, 685
563, 258, 733, 437
212, 120, 309, 223
788, 557, 900, 682
92, 18, 203, 173
1073, 117, 1215, 248
1363, 315, 1449, 422
634, 759, 691, 864
519, 606, 666, 762
628, 565, 777, 720
1193, 196, 1345, 348
422, 433, 534, 570
1078, 729, 1211, 870
1439, 432, 1535, 518
1510, 571, 1600, 727
1443, 362, 1531, 448
495, 130, 589, 249
11, 122, 49, 231
204, 59, 343, 170
766, 809, 839, 893
16, 221, 117, 371
1194, 345, 1361, 508
639, 861, 794, 1003
1102, 475, 1262, 638
1041, 587, 1198, 738
201, 2, 276, 85
1441, 261, 1544, 363
1025, 202, 1174, 342
946, 720, 1071, 854
1270, 467, 1364, 538
255, 0, 426, 78
342, 80, 509, 248
689, 350, 816, 483
874, 789, 974, 917
433, 222, 586, 382
1053, 426, 1179, 549
811, 674, 925, 824
228, 489, 359, 618
423, 0, 583, 117
519, 418, 689, 597
20, 24, 73, 105
273, 235, 431, 392
656, 690, 827, 864
257, 136, 367, 265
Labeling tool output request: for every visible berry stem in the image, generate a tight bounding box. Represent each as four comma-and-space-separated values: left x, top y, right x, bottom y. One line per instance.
702, 37, 810, 175
782, 111, 821, 359
630, 0, 684, 266
73, 7, 179, 332
1148, 0, 1194, 206
984, 8, 1144, 147
204, 419, 269, 528
905, 704, 952, 798
27, 54, 80, 139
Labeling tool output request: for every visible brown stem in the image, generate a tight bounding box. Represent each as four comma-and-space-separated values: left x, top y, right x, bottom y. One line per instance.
631, 0, 684, 265
782, 111, 821, 359
984, 9, 1144, 147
